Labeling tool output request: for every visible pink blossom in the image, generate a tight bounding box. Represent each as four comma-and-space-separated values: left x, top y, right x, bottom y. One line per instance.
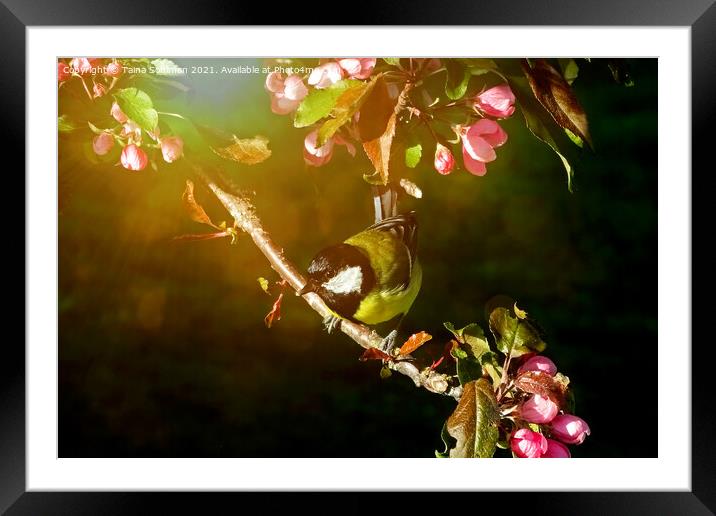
337, 58, 376, 80
92, 133, 114, 156
69, 57, 92, 74
303, 130, 334, 167
474, 84, 516, 118
550, 414, 591, 445
434, 143, 455, 175
120, 144, 148, 171
510, 428, 548, 458
520, 394, 559, 424
518, 355, 558, 376
92, 83, 107, 98
110, 102, 128, 124
542, 439, 571, 458
461, 119, 507, 176
105, 61, 124, 78
57, 62, 70, 82
307, 62, 344, 89
160, 136, 184, 163
265, 72, 308, 115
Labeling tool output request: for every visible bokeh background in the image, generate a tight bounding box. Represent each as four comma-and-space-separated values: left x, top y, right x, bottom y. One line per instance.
59, 58, 657, 458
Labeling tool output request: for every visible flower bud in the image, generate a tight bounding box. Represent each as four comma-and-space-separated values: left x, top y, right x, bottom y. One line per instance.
92, 82, 107, 98
434, 143, 455, 175
542, 439, 571, 458
518, 355, 558, 376
92, 132, 114, 156
550, 414, 591, 445
303, 130, 334, 167
120, 144, 148, 171
474, 84, 516, 118
105, 61, 124, 78
110, 102, 128, 124
510, 428, 548, 458
57, 62, 71, 82
160, 136, 184, 163
520, 394, 559, 424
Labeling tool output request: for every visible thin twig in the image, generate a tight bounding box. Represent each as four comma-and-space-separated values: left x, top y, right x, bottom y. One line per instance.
193, 166, 461, 400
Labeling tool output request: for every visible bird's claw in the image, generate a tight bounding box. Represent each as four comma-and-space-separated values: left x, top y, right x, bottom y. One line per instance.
380, 329, 399, 354
323, 314, 342, 334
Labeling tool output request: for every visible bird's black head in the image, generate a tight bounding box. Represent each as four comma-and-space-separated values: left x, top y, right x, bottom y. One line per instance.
300, 243, 375, 320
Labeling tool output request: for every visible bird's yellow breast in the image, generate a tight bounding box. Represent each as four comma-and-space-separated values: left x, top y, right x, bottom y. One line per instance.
352, 260, 422, 325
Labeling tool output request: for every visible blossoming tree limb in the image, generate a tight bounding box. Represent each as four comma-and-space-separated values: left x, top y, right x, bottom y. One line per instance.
58, 56, 628, 457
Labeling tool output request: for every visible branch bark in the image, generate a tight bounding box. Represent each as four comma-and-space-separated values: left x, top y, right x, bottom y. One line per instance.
193, 166, 461, 400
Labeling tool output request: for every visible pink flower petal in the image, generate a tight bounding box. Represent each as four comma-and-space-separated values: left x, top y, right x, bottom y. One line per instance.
271, 95, 300, 115
265, 71, 285, 93
462, 146, 487, 176
283, 75, 308, 101
337, 58, 362, 76
472, 118, 508, 148
463, 130, 496, 162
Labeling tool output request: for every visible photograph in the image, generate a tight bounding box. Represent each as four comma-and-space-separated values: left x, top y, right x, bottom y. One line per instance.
56, 56, 657, 459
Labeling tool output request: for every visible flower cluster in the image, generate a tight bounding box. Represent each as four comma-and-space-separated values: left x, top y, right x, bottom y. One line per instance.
508, 355, 591, 458
58, 57, 124, 98
264, 59, 376, 167
104, 101, 184, 171
435, 84, 516, 177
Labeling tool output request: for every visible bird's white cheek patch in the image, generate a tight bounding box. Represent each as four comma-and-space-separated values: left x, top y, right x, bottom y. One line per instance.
323, 266, 363, 294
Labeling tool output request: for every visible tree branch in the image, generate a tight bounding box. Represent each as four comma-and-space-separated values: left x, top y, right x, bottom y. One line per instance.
193, 166, 461, 400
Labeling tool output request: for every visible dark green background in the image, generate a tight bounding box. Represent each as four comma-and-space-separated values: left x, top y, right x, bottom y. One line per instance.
59, 58, 656, 458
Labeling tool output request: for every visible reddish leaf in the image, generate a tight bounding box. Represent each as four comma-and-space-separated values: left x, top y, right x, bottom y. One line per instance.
522, 59, 592, 148
514, 370, 567, 408
362, 112, 397, 185
398, 331, 433, 356
359, 347, 393, 362
182, 179, 220, 229
264, 293, 284, 328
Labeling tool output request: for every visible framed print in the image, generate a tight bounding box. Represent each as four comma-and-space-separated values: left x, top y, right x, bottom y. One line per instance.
5, 0, 713, 514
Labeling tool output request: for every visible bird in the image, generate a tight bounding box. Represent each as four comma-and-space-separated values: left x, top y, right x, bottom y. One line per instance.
298, 211, 422, 350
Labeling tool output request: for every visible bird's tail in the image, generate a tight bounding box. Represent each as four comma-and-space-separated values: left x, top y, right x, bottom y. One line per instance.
371, 183, 398, 223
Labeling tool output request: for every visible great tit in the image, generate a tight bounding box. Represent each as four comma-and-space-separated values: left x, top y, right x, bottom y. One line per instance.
299, 212, 422, 331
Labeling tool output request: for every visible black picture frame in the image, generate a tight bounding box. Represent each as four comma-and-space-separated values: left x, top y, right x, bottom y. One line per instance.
4, 1, 712, 514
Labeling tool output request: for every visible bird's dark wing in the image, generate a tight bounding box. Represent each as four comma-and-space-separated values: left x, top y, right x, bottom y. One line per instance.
366, 211, 418, 267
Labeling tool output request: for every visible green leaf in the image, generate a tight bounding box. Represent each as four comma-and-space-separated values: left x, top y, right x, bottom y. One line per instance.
317, 77, 377, 146
58, 115, 78, 133
559, 58, 579, 85
383, 58, 401, 66
444, 59, 470, 100
479, 351, 503, 386
114, 87, 159, 133
150, 58, 185, 76
454, 355, 484, 386
444, 322, 490, 359
86, 121, 103, 134
294, 79, 359, 128
459, 58, 497, 76
488, 307, 546, 357
505, 73, 579, 192
405, 144, 422, 168
442, 379, 500, 458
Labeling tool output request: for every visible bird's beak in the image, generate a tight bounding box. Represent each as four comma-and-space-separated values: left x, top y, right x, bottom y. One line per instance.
297, 281, 315, 296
